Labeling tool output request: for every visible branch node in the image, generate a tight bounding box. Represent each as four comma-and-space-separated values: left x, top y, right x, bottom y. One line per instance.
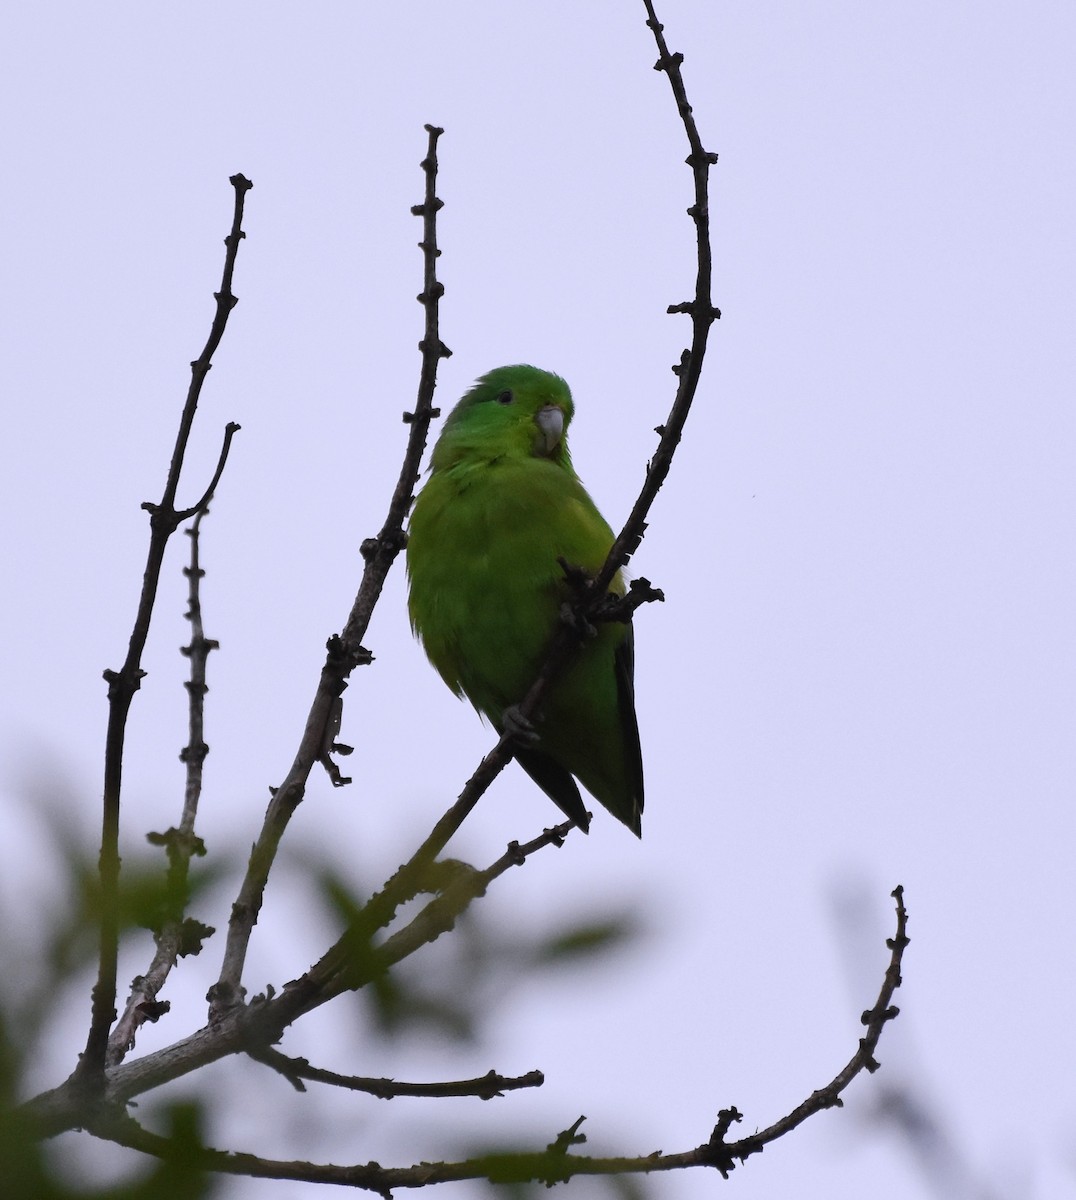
415, 337, 452, 360
402, 404, 442, 425
547, 1115, 587, 1156
861, 1003, 900, 1026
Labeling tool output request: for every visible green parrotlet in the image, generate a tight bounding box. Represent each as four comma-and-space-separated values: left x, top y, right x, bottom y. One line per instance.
406, 365, 644, 836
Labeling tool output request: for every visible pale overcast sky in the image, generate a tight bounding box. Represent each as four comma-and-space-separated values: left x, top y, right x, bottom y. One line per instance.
2, 3, 1074, 1198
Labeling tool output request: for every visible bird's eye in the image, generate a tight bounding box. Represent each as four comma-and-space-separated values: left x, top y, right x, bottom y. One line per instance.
495, 389, 513, 405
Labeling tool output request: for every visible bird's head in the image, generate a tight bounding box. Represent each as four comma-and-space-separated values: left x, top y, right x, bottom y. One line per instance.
431, 365, 575, 470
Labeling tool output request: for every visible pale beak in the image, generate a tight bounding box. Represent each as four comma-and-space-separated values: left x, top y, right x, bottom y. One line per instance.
535, 404, 564, 456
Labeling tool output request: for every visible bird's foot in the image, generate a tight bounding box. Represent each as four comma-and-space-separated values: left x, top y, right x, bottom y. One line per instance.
556, 557, 603, 637
559, 600, 597, 639
502, 704, 541, 745
557, 556, 593, 594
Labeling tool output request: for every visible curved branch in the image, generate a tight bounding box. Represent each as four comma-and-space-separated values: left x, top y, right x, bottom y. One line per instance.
698, 885, 910, 1175
594, 1, 721, 594
84, 888, 908, 1191
175, 421, 242, 521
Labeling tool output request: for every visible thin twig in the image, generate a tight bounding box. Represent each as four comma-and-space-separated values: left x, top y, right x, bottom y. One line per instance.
315, 744, 566, 961
699, 885, 910, 1176
107, 504, 220, 1065
601, 0, 721, 592
211, 126, 450, 1018
248, 1047, 544, 1100
176, 422, 242, 522
76, 175, 250, 1089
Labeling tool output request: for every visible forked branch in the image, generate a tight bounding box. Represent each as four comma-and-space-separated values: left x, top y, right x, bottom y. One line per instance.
107, 503, 221, 1066
77, 175, 250, 1087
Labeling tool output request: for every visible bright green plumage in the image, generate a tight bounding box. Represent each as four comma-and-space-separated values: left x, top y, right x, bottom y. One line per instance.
406, 365, 644, 836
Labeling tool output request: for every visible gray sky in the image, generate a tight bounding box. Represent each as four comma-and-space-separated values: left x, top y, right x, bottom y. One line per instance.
2, 3, 1074, 1198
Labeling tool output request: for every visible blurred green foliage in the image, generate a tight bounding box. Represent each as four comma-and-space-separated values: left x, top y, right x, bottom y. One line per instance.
2, 808, 648, 1199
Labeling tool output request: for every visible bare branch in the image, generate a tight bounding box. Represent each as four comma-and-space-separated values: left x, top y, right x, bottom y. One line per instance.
77, 174, 250, 1088
107, 504, 220, 1066
248, 1047, 544, 1100
175, 420, 242, 522
701, 885, 910, 1175
211, 126, 450, 1018
348, 121, 452, 645
79, 888, 907, 1190
592, 2, 720, 594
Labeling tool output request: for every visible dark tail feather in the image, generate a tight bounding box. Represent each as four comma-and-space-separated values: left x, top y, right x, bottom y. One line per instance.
614, 627, 645, 837
514, 747, 592, 833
